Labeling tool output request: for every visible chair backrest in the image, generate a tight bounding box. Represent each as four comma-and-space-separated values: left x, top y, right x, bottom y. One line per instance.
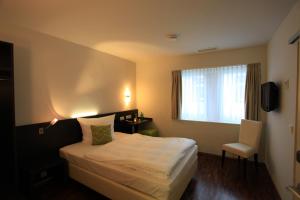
238, 119, 262, 151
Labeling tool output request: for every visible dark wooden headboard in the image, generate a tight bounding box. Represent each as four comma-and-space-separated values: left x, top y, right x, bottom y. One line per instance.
16, 109, 138, 166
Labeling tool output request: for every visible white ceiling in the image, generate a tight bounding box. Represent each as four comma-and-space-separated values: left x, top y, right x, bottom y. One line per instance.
0, 0, 297, 62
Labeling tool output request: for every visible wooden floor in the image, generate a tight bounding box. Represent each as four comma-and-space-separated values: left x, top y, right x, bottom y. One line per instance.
24, 153, 281, 200
181, 153, 280, 200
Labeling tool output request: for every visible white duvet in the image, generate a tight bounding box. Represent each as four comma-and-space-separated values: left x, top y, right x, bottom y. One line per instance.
84, 133, 196, 178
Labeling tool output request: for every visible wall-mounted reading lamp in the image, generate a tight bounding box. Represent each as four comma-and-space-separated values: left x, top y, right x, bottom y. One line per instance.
46, 118, 58, 129
289, 31, 299, 44
38, 118, 58, 135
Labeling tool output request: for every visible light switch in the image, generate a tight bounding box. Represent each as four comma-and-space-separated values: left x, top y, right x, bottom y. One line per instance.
284, 80, 289, 89
289, 124, 294, 135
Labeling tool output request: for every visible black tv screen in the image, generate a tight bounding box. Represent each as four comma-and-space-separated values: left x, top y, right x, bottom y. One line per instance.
261, 82, 279, 112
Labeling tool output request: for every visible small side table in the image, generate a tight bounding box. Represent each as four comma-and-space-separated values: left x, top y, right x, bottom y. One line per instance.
122, 117, 153, 133
21, 156, 68, 197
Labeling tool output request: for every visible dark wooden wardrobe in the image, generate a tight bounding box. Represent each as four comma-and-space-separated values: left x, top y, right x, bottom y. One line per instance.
0, 41, 17, 196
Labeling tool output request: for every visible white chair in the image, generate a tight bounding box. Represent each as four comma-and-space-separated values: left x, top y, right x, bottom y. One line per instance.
221, 119, 262, 176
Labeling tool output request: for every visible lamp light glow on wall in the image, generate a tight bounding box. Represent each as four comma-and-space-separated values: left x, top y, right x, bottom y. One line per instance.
71, 111, 98, 118
124, 87, 131, 105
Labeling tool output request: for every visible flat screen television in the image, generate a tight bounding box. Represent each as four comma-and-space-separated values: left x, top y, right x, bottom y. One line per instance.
261, 82, 279, 112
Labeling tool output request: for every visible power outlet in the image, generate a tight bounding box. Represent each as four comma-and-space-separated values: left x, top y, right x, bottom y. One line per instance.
289, 124, 294, 135
38, 128, 44, 135
40, 170, 47, 178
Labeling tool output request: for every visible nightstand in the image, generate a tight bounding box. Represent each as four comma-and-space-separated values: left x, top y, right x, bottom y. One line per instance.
20, 156, 68, 197
121, 117, 153, 133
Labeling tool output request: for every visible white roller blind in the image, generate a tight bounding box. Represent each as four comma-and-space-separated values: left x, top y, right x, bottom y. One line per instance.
181, 64, 247, 124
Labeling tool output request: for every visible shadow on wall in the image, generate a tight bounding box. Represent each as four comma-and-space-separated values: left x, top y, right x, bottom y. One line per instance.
44, 42, 96, 120
276, 81, 282, 113
1, 24, 136, 125
13, 42, 33, 125
43, 38, 136, 120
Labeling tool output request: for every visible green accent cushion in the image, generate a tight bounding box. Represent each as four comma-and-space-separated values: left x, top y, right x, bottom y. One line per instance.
139, 129, 159, 137
90, 125, 112, 145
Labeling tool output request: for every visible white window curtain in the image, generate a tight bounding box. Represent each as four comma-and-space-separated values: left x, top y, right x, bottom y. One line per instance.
181, 65, 247, 124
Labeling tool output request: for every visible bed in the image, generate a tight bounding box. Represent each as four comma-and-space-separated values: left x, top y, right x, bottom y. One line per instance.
60, 132, 198, 200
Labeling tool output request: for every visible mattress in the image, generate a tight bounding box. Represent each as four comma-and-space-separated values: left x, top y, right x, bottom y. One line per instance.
60, 132, 198, 200
84, 132, 196, 178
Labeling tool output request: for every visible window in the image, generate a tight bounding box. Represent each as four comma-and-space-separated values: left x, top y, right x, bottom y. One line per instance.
181, 64, 247, 124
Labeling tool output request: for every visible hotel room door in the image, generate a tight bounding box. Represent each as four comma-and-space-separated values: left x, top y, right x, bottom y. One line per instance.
0, 41, 17, 196
0, 79, 15, 186
295, 41, 300, 194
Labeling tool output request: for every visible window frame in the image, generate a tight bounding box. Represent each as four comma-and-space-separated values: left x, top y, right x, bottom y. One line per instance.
180, 64, 247, 125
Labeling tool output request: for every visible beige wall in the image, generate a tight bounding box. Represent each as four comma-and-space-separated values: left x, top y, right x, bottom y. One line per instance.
137, 45, 267, 158
0, 23, 136, 126
266, 1, 300, 199
297, 42, 300, 185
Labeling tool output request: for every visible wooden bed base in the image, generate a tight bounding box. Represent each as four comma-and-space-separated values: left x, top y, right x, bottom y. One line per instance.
68, 160, 197, 200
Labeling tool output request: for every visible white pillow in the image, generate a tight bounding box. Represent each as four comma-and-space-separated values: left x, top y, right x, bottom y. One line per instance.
77, 114, 115, 144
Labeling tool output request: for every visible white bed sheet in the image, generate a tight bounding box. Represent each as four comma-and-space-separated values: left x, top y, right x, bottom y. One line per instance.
85, 133, 196, 178
60, 132, 198, 200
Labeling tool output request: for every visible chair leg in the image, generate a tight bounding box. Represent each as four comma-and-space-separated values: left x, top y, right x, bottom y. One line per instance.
238, 156, 240, 164
222, 150, 226, 168
243, 158, 247, 178
254, 153, 258, 171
